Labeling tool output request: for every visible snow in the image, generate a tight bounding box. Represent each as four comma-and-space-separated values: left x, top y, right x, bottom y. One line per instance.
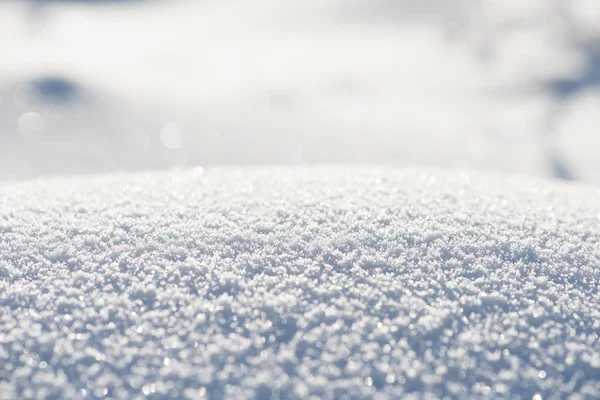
1, 1, 600, 397
1, 166, 599, 399
0, 0, 600, 182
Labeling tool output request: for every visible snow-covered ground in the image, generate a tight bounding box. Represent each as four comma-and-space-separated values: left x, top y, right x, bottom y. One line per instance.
2, 2, 600, 399
1, 167, 599, 399
1, 0, 599, 182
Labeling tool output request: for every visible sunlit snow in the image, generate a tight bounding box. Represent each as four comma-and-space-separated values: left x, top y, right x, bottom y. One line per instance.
0, 0, 599, 182
1, 1, 600, 399
1, 167, 599, 398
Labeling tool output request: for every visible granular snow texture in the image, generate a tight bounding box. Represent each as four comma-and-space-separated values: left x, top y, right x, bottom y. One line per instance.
0, 167, 599, 399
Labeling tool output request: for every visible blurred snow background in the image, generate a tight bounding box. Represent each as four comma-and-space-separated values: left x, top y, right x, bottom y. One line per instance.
1, 0, 599, 183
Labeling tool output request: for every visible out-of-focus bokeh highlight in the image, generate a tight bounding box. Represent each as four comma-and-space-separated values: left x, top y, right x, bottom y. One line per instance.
1, 0, 599, 183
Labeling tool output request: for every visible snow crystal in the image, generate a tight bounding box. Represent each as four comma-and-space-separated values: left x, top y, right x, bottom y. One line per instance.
0, 166, 599, 399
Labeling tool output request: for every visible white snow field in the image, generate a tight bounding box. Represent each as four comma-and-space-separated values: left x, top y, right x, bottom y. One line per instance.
1, 0, 600, 182
1, 166, 599, 399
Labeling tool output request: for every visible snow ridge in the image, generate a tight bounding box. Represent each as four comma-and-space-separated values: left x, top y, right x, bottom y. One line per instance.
0, 167, 599, 399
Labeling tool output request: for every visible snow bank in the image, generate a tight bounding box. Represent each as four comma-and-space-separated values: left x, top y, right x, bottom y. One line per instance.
1, 166, 599, 399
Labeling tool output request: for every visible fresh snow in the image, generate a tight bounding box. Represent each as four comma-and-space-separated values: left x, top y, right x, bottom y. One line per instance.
1, 166, 599, 399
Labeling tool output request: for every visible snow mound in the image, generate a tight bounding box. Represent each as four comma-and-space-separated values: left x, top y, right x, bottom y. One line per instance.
0, 166, 599, 399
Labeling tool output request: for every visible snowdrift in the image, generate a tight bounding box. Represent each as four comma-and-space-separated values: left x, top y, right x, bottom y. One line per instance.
0, 166, 599, 399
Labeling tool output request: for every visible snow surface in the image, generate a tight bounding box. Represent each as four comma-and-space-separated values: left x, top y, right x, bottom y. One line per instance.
1, 166, 599, 399
1, 0, 600, 182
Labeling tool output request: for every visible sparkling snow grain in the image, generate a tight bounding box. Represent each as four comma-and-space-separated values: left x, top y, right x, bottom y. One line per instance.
0, 167, 599, 399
